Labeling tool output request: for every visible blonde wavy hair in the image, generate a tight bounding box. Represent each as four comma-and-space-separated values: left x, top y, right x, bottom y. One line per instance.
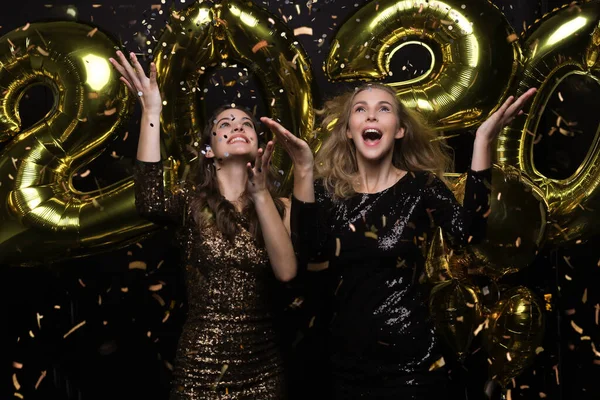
314, 83, 454, 198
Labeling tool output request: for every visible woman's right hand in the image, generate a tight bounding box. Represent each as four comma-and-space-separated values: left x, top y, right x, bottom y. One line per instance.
109, 51, 162, 115
260, 117, 314, 173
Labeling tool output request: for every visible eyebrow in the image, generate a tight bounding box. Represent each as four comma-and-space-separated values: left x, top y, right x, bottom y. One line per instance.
352, 100, 394, 107
215, 116, 253, 125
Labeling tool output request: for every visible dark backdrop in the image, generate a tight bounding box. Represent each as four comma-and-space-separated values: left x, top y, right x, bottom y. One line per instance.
1, 0, 599, 399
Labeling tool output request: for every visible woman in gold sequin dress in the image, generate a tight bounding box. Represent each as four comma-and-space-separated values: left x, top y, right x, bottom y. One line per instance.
109, 51, 296, 399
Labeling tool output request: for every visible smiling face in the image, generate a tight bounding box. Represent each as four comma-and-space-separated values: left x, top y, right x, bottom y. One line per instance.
205, 108, 259, 162
346, 87, 405, 163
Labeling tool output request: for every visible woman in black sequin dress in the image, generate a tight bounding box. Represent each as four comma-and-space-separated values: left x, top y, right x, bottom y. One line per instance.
262, 83, 536, 399
109, 51, 296, 399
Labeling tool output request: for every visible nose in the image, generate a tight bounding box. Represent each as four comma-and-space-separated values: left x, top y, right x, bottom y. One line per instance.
233, 122, 244, 132
366, 110, 377, 121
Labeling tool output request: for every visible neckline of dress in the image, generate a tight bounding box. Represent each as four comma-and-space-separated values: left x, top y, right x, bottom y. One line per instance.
355, 170, 410, 196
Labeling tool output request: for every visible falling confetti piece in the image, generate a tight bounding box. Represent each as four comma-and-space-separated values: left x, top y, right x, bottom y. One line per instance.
149, 283, 163, 291
335, 238, 341, 256
365, 231, 378, 239
36, 46, 49, 56
104, 108, 117, 116
87, 27, 98, 37
582, 288, 587, 303
35, 370, 47, 389
570, 320, 583, 334
506, 33, 518, 43
63, 321, 86, 339
294, 27, 313, 36
13, 373, 20, 390
252, 40, 268, 53
129, 261, 147, 270
12, 362, 23, 369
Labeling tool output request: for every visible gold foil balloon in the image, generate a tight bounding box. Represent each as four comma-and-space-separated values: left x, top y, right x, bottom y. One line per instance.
451, 164, 548, 280
496, 1, 600, 245
154, 0, 316, 191
0, 22, 157, 266
425, 226, 453, 283
429, 279, 483, 362
325, 0, 520, 130
484, 286, 544, 388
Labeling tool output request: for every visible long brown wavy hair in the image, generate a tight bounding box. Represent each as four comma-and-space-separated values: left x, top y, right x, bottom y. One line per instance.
188, 106, 285, 243
314, 83, 454, 198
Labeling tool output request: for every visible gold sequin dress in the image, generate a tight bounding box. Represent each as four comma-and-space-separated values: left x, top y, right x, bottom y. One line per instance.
133, 160, 286, 400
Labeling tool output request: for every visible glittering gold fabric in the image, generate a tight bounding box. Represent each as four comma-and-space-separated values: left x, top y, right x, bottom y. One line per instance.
133, 160, 286, 400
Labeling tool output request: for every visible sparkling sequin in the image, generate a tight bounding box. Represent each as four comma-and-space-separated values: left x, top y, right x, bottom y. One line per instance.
292, 169, 491, 399
133, 160, 286, 400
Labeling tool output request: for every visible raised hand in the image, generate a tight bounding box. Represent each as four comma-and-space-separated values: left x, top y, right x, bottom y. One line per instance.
475, 87, 537, 143
108, 51, 162, 115
260, 117, 314, 173
247, 141, 275, 196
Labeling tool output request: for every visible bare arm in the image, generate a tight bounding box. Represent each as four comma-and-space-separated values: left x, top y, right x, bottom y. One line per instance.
260, 117, 315, 202
247, 142, 297, 282
471, 88, 537, 171
109, 51, 163, 162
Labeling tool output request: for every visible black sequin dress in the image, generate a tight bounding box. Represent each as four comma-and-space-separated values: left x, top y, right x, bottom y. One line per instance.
133, 160, 286, 400
291, 169, 491, 399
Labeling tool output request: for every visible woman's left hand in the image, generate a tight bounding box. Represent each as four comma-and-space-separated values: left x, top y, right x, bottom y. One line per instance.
247, 141, 275, 197
475, 87, 537, 143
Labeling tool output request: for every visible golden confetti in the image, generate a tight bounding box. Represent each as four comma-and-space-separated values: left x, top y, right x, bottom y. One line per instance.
335, 238, 341, 256
364, 231, 378, 239
252, 40, 268, 53
12, 362, 23, 369
63, 321, 86, 339
149, 283, 163, 291
104, 108, 117, 116
535, 346, 544, 354
36, 46, 49, 56
87, 27, 98, 37
294, 27, 313, 36
13, 373, 20, 390
35, 370, 47, 390
515, 237, 521, 248
571, 320, 583, 334
582, 288, 587, 303
428, 356, 445, 371
506, 33, 518, 43
129, 261, 147, 270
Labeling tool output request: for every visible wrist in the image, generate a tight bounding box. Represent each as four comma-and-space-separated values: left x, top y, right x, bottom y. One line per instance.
473, 136, 493, 148
250, 189, 271, 203
141, 109, 162, 119
293, 164, 314, 179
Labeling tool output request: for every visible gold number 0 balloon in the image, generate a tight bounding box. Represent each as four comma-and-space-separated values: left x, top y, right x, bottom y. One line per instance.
0, 21, 144, 266
154, 0, 315, 190
497, 2, 600, 245
325, 0, 520, 130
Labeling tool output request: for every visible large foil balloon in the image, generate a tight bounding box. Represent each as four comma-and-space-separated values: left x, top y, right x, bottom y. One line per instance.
325, 0, 520, 130
484, 286, 544, 388
429, 279, 483, 362
452, 164, 548, 280
0, 21, 147, 266
496, 1, 600, 245
154, 0, 316, 191
425, 226, 453, 283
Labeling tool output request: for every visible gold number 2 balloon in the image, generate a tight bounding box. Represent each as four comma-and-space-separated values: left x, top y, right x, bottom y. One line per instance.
497, 1, 600, 245
0, 21, 147, 266
325, 0, 520, 130
154, 0, 316, 190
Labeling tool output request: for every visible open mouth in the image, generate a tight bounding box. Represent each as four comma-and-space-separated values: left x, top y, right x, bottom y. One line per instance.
361, 128, 382, 145
227, 135, 250, 144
